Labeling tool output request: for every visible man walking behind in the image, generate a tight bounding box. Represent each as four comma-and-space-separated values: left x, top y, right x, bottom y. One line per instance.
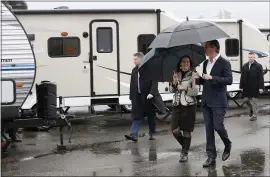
195, 40, 232, 167
125, 52, 158, 142
240, 52, 264, 121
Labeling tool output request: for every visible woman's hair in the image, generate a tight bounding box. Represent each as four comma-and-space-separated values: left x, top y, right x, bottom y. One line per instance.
175, 55, 193, 73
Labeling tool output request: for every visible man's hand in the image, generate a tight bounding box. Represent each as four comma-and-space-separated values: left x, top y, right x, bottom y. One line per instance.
259, 89, 264, 94
202, 74, 212, 80
147, 94, 153, 99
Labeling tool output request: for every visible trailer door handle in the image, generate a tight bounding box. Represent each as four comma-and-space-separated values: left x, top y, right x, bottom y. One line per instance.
88, 55, 97, 63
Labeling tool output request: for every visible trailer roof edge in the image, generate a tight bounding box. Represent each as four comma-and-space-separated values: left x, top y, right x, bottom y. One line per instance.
13, 9, 158, 15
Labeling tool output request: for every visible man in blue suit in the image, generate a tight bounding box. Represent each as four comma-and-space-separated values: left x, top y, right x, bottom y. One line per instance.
195, 40, 232, 167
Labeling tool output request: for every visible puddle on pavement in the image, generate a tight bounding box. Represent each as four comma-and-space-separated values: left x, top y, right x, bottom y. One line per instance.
2, 143, 269, 176
222, 148, 267, 176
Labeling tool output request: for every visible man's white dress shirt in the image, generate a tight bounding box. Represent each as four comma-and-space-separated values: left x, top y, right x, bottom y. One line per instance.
206, 54, 221, 74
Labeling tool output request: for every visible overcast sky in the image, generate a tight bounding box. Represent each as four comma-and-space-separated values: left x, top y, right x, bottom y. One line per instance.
26, 2, 269, 28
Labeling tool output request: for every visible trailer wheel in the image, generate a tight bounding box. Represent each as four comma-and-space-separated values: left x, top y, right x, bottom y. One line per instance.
121, 105, 132, 113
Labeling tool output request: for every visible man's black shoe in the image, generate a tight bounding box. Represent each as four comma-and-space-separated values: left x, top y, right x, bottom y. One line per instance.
250, 116, 257, 121
202, 158, 216, 168
125, 135, 138, 142
179, 153, 188, 162
222, 143, 231, 161
149, 135, 155, 140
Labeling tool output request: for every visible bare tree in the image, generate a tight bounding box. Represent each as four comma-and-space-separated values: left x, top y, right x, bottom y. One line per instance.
217, 10, 224, 19
217, 9, 232, 19
223, 10, 232, 19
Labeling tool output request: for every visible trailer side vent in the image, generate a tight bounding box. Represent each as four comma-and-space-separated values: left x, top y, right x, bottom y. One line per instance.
225, 38, 239, 57
27, 34, 35, 41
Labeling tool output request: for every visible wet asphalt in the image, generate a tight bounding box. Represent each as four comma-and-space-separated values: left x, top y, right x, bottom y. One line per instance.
1, 98, 270, 176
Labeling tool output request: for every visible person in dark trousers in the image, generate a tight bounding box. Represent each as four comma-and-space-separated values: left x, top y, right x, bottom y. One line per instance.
125, 52, 159, 142
240, 52, 264, 121
170, 56, 199, 163
194, 40, 232, 167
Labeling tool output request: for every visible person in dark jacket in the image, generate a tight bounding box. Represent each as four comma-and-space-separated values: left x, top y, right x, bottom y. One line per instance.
170, 56, 199, 163
194, 40, 232, 167
125, 52, 159, 142
240, 52, 264, 121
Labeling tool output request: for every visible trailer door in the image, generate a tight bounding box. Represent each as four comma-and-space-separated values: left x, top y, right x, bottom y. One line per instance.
90, 20, 119, 97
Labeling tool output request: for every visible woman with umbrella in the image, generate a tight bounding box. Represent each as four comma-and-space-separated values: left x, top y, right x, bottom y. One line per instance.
169, 55, 199, 163
139, 18, 230, 164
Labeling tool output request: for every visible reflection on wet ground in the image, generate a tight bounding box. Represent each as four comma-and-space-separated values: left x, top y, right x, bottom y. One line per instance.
221, 148, 266, 176
1, 113, 269, 176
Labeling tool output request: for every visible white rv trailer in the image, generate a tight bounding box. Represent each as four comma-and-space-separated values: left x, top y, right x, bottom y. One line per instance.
12, 9, 270, 112
1, 3, 36, 120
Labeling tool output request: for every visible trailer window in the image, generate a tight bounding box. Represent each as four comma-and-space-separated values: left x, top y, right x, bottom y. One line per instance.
267, 34, 270, 41
138, 34, 156, 55
225, 38, 239, 57
96, 27, 113, 53
48, 37, 80, 57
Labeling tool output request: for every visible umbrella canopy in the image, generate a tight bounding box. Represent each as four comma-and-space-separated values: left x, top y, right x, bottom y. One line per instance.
149, 20, 230, 49
139, 44, 206, 82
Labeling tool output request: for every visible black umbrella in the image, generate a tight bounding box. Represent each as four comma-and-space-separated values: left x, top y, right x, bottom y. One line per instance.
149, 19, 230, 49
138, 44, 206, 82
